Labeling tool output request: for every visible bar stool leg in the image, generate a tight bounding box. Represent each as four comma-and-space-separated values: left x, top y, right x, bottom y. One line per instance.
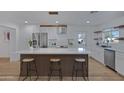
59, 69, 62, 80
82, 63, 87, 81
61, 70, 63, 80
48, 63, 52, 81
34, 61, 38, 80
84, 63, 89, 81
82, 63, 85, 80
72, 71, 74, 80
48, 74, 50, 81
19, 62, 23, 80
72, 62, 75, 80
48, 70, 52, 81
48, 72, 50, 81
59, 62, 62, 81
29, 62, 32, 80
48, 62, 53, 81
48, 60, 62, 81
72, 70, 75, 80
76, 69, 78, 80
23, 62, 28, 81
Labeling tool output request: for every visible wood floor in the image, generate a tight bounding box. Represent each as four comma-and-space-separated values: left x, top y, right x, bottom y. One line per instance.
0, 58, 123, 81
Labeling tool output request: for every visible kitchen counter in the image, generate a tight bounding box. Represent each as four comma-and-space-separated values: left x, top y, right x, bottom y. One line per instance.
105, 47, 124, 53
104, 48, 115, 51
19, 48, 89, 78
17, 48, 90, 54
96, 45, 124, 53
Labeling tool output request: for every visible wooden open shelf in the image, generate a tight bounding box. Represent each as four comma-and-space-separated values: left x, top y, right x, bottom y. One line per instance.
40, 25, 67, 27
94, 38, 102, 40
114, 25, 124, 29
94, 31, 102, 33
115, 37, 124, 40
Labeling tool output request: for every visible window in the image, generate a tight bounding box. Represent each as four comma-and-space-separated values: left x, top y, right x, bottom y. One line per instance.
103, 28, 119, 43
112, 30, 119, 38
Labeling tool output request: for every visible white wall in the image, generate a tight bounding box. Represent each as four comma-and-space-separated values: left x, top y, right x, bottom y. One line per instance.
39, 25, 87, 48
0, 23, 20, 51
17, 25, 39, 50
0, 23, 99, 61
0, 25, 16, 58
17, 24, 96, 50
67, 25, 96, 49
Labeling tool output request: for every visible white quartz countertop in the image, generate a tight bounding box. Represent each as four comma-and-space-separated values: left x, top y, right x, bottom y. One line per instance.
97, 45, 124, 53
16, 48, 90, 54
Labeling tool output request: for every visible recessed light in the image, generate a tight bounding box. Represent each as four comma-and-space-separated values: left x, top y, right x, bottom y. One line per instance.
25, 21, 28, 24
86, 20, 90, 24
56, 21, 59, 24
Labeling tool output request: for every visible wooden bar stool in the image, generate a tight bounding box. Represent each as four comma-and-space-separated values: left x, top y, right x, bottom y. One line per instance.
72, 58, 86, 80
19, 58, 38, 81
48, 58, 62, 81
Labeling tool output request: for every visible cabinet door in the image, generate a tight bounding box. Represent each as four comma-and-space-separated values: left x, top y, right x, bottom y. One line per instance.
116, 52, 124, 75
91, 46, 104, 64
119, 29, 124, 37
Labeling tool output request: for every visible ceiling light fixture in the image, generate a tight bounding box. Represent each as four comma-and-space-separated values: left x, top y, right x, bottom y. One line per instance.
56, 21, 59, 24
86, 20, 90, 24
25, 21, 28, 24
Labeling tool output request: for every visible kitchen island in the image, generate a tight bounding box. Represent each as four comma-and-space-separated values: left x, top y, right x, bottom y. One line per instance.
18, 48, 90, 78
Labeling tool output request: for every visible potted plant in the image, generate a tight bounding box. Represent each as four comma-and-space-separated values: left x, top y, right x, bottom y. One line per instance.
28, 40, 33, 47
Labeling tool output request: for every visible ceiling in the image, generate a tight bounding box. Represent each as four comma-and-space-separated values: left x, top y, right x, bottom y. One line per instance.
0, 11, 124, 26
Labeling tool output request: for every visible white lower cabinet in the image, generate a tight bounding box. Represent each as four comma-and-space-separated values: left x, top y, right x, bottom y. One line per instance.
91, 46, 104, 64
116, 52, 124, 75
91, 46, 124, 76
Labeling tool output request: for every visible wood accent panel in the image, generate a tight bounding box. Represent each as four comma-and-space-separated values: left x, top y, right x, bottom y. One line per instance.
40, 25, 67, 27
20, 54, 88, 77
48, 11, 58, 15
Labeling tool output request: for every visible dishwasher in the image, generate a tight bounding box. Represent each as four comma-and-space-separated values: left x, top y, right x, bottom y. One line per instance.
104, 49, 115, 70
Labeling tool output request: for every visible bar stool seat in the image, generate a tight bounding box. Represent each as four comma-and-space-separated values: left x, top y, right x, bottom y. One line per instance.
48, 58, 62, 80
75, 58, 85, 62
50, 58, 61, 62
22, 58, 34, 63
72, 58, 86, 80
19, 58, 38, 81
